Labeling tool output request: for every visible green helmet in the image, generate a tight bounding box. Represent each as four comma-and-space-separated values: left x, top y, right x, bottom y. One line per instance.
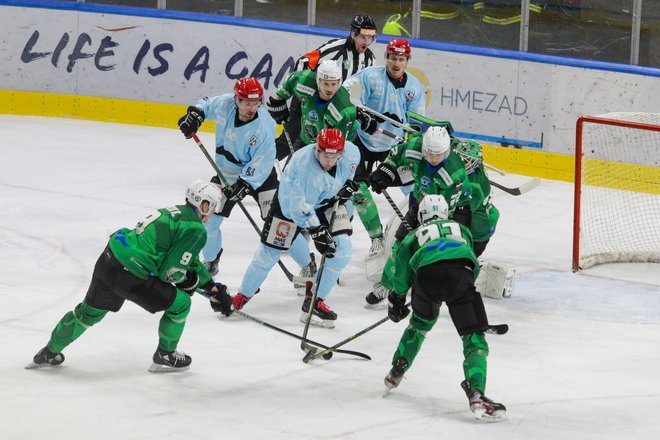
453, 140, 483, 175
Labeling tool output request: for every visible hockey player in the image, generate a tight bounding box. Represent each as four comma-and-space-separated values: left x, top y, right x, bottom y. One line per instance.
26, 180, 234, 372
266, 59, 364, 155
366, 126, 471, 304
382, 195, 506, 421
231, 128, 360, 328
453, 140, 499, 257
178, 77, 288, 277
342, 38, 426, 270
275, 15, 378, 158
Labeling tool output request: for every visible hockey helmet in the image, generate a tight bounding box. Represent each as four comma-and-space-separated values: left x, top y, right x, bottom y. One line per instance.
350, 15, 377, 37
386, 38, 411, 58
422, 126, 451, 164
234, 77, 264, 101
417, 195, 449, 225
186, 180, 225, 216
316, 128, 345, 156
454, 140, 483, 175
316, 60, 343, 87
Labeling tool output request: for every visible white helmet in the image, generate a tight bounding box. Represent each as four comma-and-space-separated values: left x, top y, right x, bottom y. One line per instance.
417, 195, 449, 225
422, 126, 451, 163
316, 60, 342, 87
186, 180, 225, 216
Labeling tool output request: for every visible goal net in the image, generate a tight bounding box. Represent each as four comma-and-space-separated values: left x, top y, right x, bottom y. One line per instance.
572, 112, 660, 271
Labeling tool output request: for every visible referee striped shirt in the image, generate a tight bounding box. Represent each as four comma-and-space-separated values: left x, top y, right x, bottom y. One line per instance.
295, 37, 376, 82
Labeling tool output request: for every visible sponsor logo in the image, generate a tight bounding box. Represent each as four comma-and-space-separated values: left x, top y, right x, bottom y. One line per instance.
249, 135, 257, 146
420, 176, 430, 188
309, 110, 319, 121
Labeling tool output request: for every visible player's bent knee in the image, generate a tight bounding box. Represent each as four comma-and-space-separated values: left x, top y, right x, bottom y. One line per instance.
165, 291, 192, 319
448, 290, 489, 336
76, 301, 108, 327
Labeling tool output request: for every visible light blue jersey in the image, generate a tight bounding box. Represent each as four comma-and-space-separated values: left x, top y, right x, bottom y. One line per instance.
343, 66, 425, 153
196, 94, 276, 188
238, 141, 360, 301
279, 141, 360, 229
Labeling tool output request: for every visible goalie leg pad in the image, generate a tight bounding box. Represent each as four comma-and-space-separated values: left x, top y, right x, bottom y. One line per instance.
447, 288, 489, 336
475, 261, 516, 299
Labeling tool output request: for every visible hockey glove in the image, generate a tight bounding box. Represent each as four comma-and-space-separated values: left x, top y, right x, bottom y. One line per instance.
452, 204, 472, 229
309, 226, 336, 258
387, 291, 410, 323
178, 106, 205, 139
356, 108, 378, 135
176, 271, 199, 295
335, 180, 360, 204
267, 96, 289, 124
219, 179, 252, 217
207, 282, 233, 317
368, 163, 397, 193
381, 112, 402, 124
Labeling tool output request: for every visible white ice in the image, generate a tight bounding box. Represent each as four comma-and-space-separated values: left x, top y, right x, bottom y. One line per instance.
1, 115, 659, 439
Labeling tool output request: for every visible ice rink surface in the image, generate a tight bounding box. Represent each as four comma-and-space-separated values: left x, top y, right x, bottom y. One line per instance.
1, 115, 659, 439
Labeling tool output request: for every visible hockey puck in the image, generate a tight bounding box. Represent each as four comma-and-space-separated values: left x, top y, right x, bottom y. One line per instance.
322, 352, 333, 360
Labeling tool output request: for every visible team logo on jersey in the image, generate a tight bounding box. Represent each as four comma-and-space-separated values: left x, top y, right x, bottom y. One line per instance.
350, 163, 357, 171
309, 110, 319, 121
420, 176, 431, 188
249, 135, 257, 146
405, 90, 414, 102
246, 167, 255, 176
275, 221, 291, 238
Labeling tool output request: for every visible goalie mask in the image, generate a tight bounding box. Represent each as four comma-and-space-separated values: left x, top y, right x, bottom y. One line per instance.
186, 180, 225, 217
417, 195, 449, 225
454, 140, 483, 175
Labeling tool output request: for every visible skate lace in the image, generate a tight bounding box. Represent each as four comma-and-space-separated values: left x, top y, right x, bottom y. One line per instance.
369, 237, 384, 254
315, 299, 332, 313
372, 283, 388, 299
233, 293, 250, 309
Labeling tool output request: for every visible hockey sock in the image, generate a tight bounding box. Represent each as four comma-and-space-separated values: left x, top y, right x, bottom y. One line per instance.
462, 333, 490, 393
47, 301, 108, 353
158, 291, 191, 352
353, 182, 383, 239
392, 312, 438, 370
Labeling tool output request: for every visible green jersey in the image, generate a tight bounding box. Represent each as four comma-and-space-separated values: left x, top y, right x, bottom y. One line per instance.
108, 204, 212, 287
466, 165, 500, 243
276, 70, 358, 145
382, 218, 479, 295
384, 134, 471, 214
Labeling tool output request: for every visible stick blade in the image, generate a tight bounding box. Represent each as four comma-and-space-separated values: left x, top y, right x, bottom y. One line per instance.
517, 177, 541, 194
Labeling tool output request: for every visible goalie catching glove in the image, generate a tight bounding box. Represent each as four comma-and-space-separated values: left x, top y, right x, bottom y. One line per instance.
387, 291, 410, 322
205, 282, 233, 317
267, 96, 289, 124
368, 163, 397, 193
178, 106, 205, 139
309, 226, 336, 258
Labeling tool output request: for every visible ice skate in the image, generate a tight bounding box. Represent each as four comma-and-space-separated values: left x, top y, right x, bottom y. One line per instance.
203, 250, 223, 277
461, 380, 506, 421
365, 282, 389, 305
295, 257, 317, 296
367, 236, 384, 259
383, 358, 408, 396
299, 294, 337, 329
25, 346, 65, 369
148, 348, 192, 373
231, 292, 251, 311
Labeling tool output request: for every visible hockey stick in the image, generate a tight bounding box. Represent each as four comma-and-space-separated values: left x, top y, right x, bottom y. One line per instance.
381, 189, 412, 231
304, 303, 409, 363
489, 177, 541, 196
348, 83, 418, 134
190, 133, 311, 285
300, 199, 341, 360
196, 290, 371, 360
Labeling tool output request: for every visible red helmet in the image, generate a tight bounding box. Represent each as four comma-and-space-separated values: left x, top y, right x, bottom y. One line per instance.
386, 38, 411, 58
234, 77, 263, 100
316, 128, 345, 155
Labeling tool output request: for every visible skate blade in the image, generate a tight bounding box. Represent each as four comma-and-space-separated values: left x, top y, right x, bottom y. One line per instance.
299, 313, 335, 329
471, 408, 507, 422
147, 363, 190, 373
25, 362, 58, 370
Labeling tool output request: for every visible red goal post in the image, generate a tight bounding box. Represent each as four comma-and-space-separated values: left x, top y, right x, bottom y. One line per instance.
572, 113, 660, 272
